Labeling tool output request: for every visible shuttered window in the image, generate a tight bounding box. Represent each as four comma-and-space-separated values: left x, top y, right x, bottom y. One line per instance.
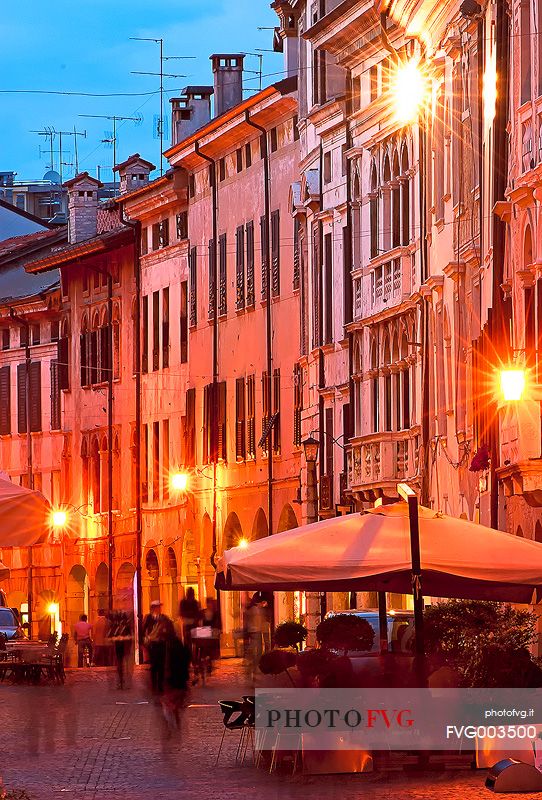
0, 365, 10, 435
236, 225, 245, 310
324, 231, 333, 344
271, 209, 280, 297
203, 383, 212, 464
261, 370, 270, 455
162, 287, 170, 369
247, 374, 255, 459
152, 290, 160, 371
180, 281, 188, 363
50, 360, 61, 431
272, 368, 281, 454
217, 380, 227, 461
293, 217, 300, 290
184, 387, 196, 467
57, 337, 69, 390
2, 329, 10, 350
163, 419, 169, 499
142, 295, 149, 373
189, 245, 197, 327
235, 377, 246, 460
208, 239, 216, 320
293, 363, 302, 447
18, 362, 41, 433
246, 221, 255, 308
142, 424, 149, 503
219, 234, 227, 316
312, 224, 321, 348
17, 363, 26, 433
153, 420, 160, 501
260, 215, 268, 299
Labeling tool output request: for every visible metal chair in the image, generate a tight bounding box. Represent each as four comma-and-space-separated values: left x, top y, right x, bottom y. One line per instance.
216, 700, 251, 765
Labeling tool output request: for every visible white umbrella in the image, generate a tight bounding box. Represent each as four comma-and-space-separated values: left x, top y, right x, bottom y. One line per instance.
0, 476, 51, 548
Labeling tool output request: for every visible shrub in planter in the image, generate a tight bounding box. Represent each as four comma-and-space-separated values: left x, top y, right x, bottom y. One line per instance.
316, 614, 375, 655
424, 600, 539, 687
259, 648, 297, 685
296, 647, 333, 684
273, 621, 308, 650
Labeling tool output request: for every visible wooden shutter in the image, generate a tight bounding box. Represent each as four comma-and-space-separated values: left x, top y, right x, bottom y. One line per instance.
312, 224, 321, 348
185, 387, 196, 467
293, 217, 300, 290
99, 325, 110, 383
246, 221, 255, 307
29, 361, 41, 433
152, 290, 160, 371
235, 377, 246, 460
162, 287, 170, 369
218, 380, 227, 461
180, 281, 188, 363
80, 333, 88, 386
324, 232, 333, 344
260, 215, 268, 299
293, 363, 302, 447
50, 360, 61, 431
208, 239, 216, 320
17, 363, 27, 434
273, 368, 281, 454
57, 336, 69, 390
271, 209, 280, 297
203, 384, 211, 464
261, 371, 270, 454
189, 246, 197, 327
142, 295, 149, 373
236, 225, 245, 310
90, 329, 98, 385
219, 234, 227, 316
0, 365, 10, 435
247, 374, 255, 459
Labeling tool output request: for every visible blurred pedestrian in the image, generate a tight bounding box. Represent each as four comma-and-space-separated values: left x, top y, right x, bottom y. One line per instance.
73, 614, 93, 668
179, 587, 200, 647
93, 608, 109, 666
161, 632, 191, 733
108, 610, 133, 689
142, 600, 174, 695
244, 593, 266, 680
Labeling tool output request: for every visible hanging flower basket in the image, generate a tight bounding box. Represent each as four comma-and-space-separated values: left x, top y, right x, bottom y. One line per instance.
469, 445, 490, 472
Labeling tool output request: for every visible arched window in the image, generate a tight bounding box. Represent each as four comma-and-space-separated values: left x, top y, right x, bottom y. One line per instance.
80, 314, 89, 387
400, 143, 410, 246
434, 88, 445, 221
521, 0, 532, 104
370, 161, 379, 259
91, 437, 101, 513
81, 438, 89, 509
112, 302, 121, 381
382, 152, 391, 251
383, 334, 392, 431
90, 311, 99, 385
353, 171, 362, 268
392, 150, 401, 248
524, 226, 535, 366
400, 332, 411, 430
370, 339, 379, 433
112, 433, 120, 510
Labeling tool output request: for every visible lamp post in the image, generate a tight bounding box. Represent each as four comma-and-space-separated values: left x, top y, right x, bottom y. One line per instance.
303, 436, 321, 645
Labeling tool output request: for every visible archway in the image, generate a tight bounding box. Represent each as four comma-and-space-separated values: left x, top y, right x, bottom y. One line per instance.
221, 512, 244, 649
277, 504, 298, 533
145, 549, 160, 605
66, 565, 89, 662
35, 589, 60, 641
517, 525, 524, 538
252, 508, 268, 540
166, 546, 179, 618
94, 562, 109, 618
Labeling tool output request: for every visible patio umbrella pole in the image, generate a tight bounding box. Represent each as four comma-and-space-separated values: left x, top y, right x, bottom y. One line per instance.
398, 483, 425, 679
377, 591, 388, 653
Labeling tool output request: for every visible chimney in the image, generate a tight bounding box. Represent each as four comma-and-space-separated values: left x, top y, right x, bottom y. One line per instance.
272, 2, 301, 79
113, 153, 156, 195
210, 54, 245, 116
170, 86, 214, 146
64, 172, 103, 244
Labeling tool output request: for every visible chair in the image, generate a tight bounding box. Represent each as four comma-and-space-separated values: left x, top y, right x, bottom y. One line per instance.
216, 700, 252, 765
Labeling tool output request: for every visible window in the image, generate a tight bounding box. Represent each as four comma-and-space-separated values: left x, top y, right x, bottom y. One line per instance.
184, 387, 196, 467
312, 224, 321, 348
162, 287, 169, 369
218, 381, 227, 461
272, 369, 281, 454
324, 232, 333, 344
325, 405, 334, 486
246, 221, 255, 307
270, 127, 278, 153
152, 223, 161, 250
352, 75, 361, 111
141, 228, 148, 256
370, 161, 379, 259
219, 158, 226, 182
142, 425, 149, 503
203, 383, 212, 464
236, 148, 243, 173
20, 327, 28, 348
17, 362, 41, 433
142, 295, 149, 373
293, 218, 300, 291
189, 246, 197, 327
189, 174, 195, 198
50, 321, 60, 342
0, 365, 10, 435
236, 225, 245, 310
261, 371, 270, 456
152, 291, 160, 371
99, 323, 111, 383
163, 419, 169, 499
247, 374, 255, 459
219, 234, 227, 316
176, 211, 188, 240
159, 219, 169, 248
153, 420, 160, 501
245, 142, 252, 168
2, 329, 9, 350
370, 65, 378, 102
260, 215, 268, 299
293, 363, 302, 447
235, 377, 246, 460
208, 239, 216, 320
323, 151, 332, 183
50, 360, 61, 431
293, 114, 300, 141
271, 210, 280, 298
180, 281, 188, 363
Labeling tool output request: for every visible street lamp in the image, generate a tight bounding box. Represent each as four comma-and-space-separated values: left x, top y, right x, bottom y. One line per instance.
302, 435, 319, 464
303, 435, 320, 644
391, 58, 428, 124
170, 471, 189, 493
500, 368, 527, 402
237, 537, 249, 549
51, 508, 68, 529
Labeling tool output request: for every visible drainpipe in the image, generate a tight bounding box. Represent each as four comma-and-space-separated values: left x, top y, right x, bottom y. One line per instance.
106, 273, 114, 612
117, 214, 143, 654
194, 142, 219, 569
9, 309, 33, 638
244, 110, 274, 539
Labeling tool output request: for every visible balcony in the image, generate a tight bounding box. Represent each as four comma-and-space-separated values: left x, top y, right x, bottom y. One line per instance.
353, 250, 414, 321
347, 429, 420, 501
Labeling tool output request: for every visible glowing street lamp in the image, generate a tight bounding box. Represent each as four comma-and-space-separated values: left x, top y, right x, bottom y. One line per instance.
170, 471, 189, 492
500, 369, 527, 402
51, 509, 68, 529
391, 58, 428, 124
237, 537, 249, 549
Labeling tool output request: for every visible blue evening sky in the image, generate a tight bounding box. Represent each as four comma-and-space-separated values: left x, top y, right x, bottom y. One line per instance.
1, 1, 283, 183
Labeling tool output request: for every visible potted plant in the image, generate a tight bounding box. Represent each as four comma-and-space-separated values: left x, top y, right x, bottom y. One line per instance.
259, 648, 297, 686
273, 621, 307, 650
316, 614, 375, 656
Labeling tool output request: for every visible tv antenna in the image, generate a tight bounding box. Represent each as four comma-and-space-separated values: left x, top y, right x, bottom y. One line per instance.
130, 37, 195, 175
31, 126, 87, 181
243, 52, 264, 92
78, 113, 142, 194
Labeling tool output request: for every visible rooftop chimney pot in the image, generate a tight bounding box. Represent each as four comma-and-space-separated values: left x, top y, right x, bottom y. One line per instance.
210, 53, 245, 117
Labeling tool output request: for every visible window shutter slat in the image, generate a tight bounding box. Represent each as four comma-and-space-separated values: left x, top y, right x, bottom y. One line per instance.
17, 363, 26, 434
236, 226, 245, 310
208, 240, 216, 320
50, 360, 61, 431
0, 365, 10, 435
29, 361, 41, 432
219, 234, 227, 316
246, 221, 255, 307
271, 209, 280, 298
260, 215, 268, 299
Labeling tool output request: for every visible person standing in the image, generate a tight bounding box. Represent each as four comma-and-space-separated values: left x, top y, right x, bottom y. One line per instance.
108, 610, 133, 690
142, 600, 174, 695
179, 587, 200, 647
73, 614, 93, 668
244, 594, 266, 680
93, 609, 109, 666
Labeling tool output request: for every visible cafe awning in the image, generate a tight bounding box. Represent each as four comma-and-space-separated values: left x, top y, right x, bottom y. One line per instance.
215, 502, 542, 603
0, 560, 9, 580
0, 477, 51, 548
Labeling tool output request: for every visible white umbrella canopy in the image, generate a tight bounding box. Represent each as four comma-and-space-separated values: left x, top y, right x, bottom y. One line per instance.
0, 560, 9, 580
216, 502, 542, 603
0, 476, 51, 548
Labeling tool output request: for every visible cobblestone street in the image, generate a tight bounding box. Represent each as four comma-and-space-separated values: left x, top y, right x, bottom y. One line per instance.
0, 658, 536, 800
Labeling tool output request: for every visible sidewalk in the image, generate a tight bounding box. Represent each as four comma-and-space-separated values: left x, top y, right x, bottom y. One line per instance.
0, 658, 533, 800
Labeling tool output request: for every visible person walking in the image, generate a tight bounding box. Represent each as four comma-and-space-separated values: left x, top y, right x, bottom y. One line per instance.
142, 600, 174, 695
179, 587, 200, 647
93, 609, 109, 666
108, 610, 133, 689
244, 594, 266, 681
73, 614, 93, 668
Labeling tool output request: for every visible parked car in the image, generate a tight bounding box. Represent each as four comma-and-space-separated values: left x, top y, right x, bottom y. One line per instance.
324, 609, 415, 653
0, 606, 25, 641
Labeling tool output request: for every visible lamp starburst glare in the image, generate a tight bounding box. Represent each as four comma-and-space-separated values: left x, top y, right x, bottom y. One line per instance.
500, 369, 526, 402
51, 509, 67, 528
392, 58, 427, 123
171, 471, 188, 492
